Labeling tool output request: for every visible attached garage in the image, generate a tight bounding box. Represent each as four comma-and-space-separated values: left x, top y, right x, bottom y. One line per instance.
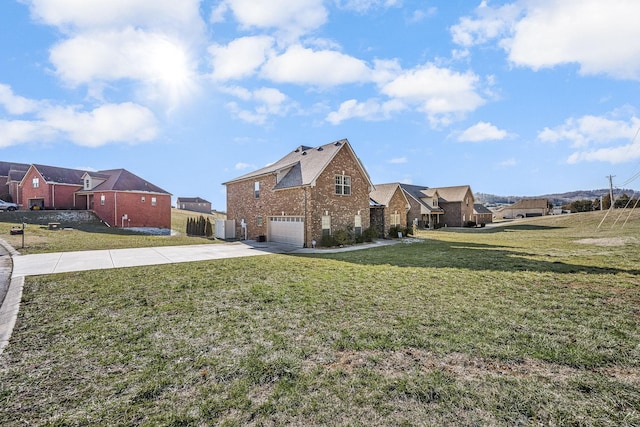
269, 216, 304, 247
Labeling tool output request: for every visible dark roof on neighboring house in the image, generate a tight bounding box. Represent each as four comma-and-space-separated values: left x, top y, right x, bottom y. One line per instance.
177, 197, 211, 204
7, 165, 29, 182
473, 203, 493, 215
91, 169, 170, 194
0, 161, 30, 177
223, 139, 374, 191
398, 183, 444, 214
32, 164, 87, 185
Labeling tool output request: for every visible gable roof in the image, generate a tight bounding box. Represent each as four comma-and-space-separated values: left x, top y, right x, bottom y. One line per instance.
398, 183, 444, 214
370, 183, 409, 207
502, 198, 549, 210
223, 139, 374, 190
0, 161, 30, 177
430, 185, 472, 202
90, 169, 170, 194
473, 203, 493, 215
177, 197, 211, 204
30, 164, 87, 185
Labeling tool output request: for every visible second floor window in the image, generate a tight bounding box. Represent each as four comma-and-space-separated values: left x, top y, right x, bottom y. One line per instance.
32, 177, 39, 188
254, 181, 260, 198
335, 175, 351, 195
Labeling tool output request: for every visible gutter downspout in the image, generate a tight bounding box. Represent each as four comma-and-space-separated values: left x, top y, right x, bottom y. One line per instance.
114, 192, 118, 228
51, 183, 55, 208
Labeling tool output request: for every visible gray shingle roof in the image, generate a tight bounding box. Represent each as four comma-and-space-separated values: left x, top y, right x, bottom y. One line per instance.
0, 161, 30, 177
473, 203, 493, 214
224, 139, 373, 190
32, 164, 87, 185
177, 197, 211, 204
430, 185, 472, 202
398, 183, 444, 214
91, 169, 170, 194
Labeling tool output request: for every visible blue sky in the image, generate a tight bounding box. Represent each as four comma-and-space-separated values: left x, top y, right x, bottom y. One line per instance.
2, 0, 640, 210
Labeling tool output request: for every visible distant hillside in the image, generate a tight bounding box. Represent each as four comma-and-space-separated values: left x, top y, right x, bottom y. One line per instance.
476, 189, 638, 206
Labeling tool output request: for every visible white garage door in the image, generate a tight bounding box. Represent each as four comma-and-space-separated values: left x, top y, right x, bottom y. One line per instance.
269, 216, 304, 247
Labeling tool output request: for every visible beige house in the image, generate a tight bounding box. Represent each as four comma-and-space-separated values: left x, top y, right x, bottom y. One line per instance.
495, 198, 550, 219
223, 139, 374, 248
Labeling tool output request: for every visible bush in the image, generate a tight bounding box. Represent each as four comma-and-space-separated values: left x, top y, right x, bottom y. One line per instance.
404, 226, 413, 236
333, 228, 354, 246
362, 227, 378, 242
464, 221, 477, 228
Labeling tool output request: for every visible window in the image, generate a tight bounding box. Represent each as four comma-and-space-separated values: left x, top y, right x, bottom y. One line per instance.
141, 196, 146, 203
335, 175, 351, 195
391, 212, 401, 226
84, 179, 90, 190
151, 197, 157, 206
433, 198, 438, 207
257, 216, 263, 227
32, 177, 39, 188
100, 194, 105, 206
254, 181, 260, 198
354, 214, 362, 236
322, 215, 331, 237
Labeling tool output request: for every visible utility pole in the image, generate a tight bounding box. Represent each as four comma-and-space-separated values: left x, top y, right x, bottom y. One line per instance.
606, 175, 615, 209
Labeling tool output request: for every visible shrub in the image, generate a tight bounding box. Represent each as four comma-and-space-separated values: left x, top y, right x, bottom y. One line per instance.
464, 221, 476, 228
404, 226, 413, 236
333, 228, 354, 246
362, 227, 378, 242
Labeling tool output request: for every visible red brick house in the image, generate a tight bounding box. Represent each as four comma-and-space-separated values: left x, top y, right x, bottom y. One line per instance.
75, 169, 172, 228
370, 183, 410, 237
223, 139, 374, 247
0, 161, 29, 204
15, 163, 170, 228
21, 164, 86, 210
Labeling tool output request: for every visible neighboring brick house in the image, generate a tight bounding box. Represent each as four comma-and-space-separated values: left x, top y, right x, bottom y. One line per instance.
223, 139, 374, 247
370, 183, 410, 237
75, 169, 171, 228
21, 164, 86, 210
400, 183, 445, 229
494, 198, 550, 219
15, 163, 170, 228
0, 161, 29, 204
473, 203, 493, 225
428, 185, 476, 227
177, 197, 212, 214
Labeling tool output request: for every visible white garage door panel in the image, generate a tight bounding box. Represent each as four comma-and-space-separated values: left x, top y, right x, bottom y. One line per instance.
269, 217, 304, 247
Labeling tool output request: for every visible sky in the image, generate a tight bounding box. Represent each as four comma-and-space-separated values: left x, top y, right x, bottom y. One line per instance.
2, 0, 640, 210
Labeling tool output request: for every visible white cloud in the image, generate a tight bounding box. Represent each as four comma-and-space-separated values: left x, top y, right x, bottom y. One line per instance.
335, 0, 401, 13
235, 162, 253, 170
457, 121, 507, 142
25, 0, 202, 34
0, 84, 41, 115
41, 102, 158, 147
0, 119, 54, 148
223, 87, 292, 124
261, 45, 372, 86
538, 108, 640, 163
452, 0, 640, 80
498, 158, 517, 167
326, 98, 405, 124
381, 63, 484, 126
209, 36, 274, 81
222, 0, 327, 39
50, 28, 197, 106
388, 157, 407, 164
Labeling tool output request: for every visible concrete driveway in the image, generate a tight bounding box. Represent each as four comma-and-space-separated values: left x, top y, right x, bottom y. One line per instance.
11, 241, 294, 277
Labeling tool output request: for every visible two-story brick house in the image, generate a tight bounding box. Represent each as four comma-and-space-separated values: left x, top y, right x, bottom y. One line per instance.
177, 197, 212, 214
15, 163, 171, 228
223, 139, 374, 247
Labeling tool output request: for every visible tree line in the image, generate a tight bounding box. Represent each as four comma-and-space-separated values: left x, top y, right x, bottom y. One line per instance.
562, 193, 639, 212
